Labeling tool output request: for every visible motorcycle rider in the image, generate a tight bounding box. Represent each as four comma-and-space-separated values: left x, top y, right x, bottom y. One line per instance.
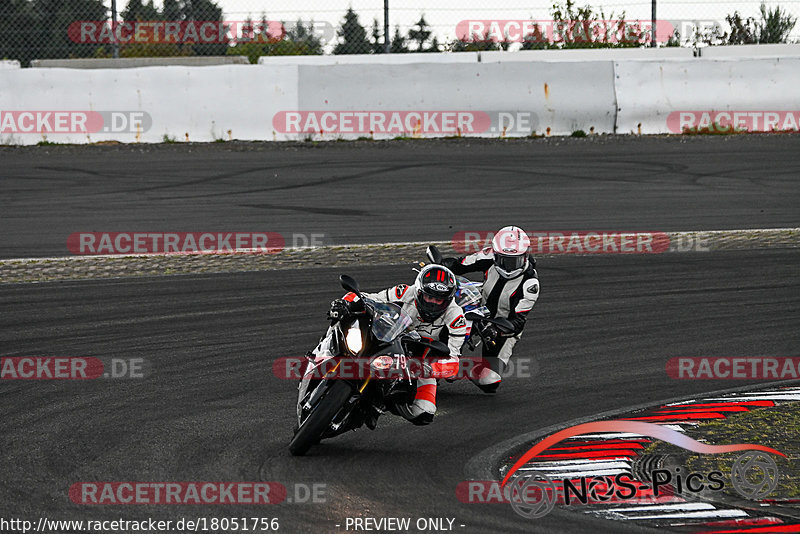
327, 264, 466, 426
442, 226, 539, 394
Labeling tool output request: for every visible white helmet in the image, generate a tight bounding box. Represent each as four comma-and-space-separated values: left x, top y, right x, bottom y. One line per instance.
491, 226, 530, 279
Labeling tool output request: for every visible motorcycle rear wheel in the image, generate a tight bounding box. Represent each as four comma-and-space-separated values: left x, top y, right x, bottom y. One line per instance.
289, 380, 353, 456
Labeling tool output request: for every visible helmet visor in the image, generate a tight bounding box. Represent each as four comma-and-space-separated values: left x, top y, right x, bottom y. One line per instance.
417, 291, 450, 319
495, 253, 526, 273
421, 293, 447, 306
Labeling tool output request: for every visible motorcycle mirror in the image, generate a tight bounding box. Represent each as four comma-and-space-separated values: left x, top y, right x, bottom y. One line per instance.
339, 274, 361, 297
426, 245, 443, 265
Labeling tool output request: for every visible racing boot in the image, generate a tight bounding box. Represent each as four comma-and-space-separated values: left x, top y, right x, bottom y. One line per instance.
469, 357, 505, 394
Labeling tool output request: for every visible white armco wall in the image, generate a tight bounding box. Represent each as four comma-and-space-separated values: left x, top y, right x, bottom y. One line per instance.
293, 61, 617, 138
1, 46, 799, 144
0, 65, 298, 144
614, 57, 800, 134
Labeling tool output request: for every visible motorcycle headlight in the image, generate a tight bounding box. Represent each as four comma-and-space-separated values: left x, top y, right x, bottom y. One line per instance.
344, 320, 363, 354
370, 355, 394, 371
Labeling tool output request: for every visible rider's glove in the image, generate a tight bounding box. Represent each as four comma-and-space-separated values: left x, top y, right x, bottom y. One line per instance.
441, 257, 459, 270
327, 299, 351, 322
327, 297, 365, 322
483, 325, 499, 346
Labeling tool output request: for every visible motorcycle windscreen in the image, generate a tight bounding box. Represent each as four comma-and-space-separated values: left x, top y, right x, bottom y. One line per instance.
455, 276, 482, 309
363, 298, 413, 342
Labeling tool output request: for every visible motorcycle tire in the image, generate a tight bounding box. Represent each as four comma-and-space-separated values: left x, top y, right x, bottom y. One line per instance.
289, 380, 353, 456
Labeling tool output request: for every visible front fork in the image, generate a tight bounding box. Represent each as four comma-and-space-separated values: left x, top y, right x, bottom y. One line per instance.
358, 376, 371, 393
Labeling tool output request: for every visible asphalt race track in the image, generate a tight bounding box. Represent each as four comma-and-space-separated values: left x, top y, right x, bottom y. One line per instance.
1, 137, 799, 533
1, 135, 799, 258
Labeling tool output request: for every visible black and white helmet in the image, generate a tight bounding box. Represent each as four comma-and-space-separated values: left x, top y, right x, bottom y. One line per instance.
414, 264, 457, 321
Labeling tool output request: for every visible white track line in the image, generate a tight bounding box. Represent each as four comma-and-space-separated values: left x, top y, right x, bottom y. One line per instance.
598, 503, 717, 513
520, 461, 632, 469
602, 510, 749, 521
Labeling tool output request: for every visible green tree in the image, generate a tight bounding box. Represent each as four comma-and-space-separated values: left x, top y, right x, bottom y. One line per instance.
333, 7, 370, 54
520, 23, 549, 50
0, 0, 38, 65
696, 3, 796, 46
664, 30, 681, 47
390, 25, 409, 53
407, 15, 432, 51
755, 3, 796, 43
425, 36, 441, 52
32, 0, 109, 60
111, 41, 190, 57
285, 19, 323, 54
180, 0, 227, 55
370, 18, 384, 53
451, 1, 647, 51
162, 0, 180, 20
113, 0, 190, 57
549, 0, 645, 48
121, 0, 159, 22
724, 13, 758, 44
227, 18, 323, 62
446, 28, 503, 52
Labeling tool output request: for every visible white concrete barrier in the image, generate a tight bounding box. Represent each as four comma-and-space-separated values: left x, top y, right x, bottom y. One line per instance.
0, 60, 21, 69
259, 52, 479, 65
30, 56, 250, 68
699, 43, 800, 58
2, 50, 799, 143
478, 47, 693, 62
0, 65, 298, 144
258, 47, 694, 66
614, 58, 800, 134
289, 61, 616, 139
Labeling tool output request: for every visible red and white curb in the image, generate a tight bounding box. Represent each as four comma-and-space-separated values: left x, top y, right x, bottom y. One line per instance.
499, 385, 800, 531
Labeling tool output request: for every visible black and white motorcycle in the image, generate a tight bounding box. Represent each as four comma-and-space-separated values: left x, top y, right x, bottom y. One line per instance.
289, 274, 456, 456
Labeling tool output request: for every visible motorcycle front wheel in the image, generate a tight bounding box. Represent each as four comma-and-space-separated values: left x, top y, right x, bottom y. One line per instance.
289, 380, 353, 456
